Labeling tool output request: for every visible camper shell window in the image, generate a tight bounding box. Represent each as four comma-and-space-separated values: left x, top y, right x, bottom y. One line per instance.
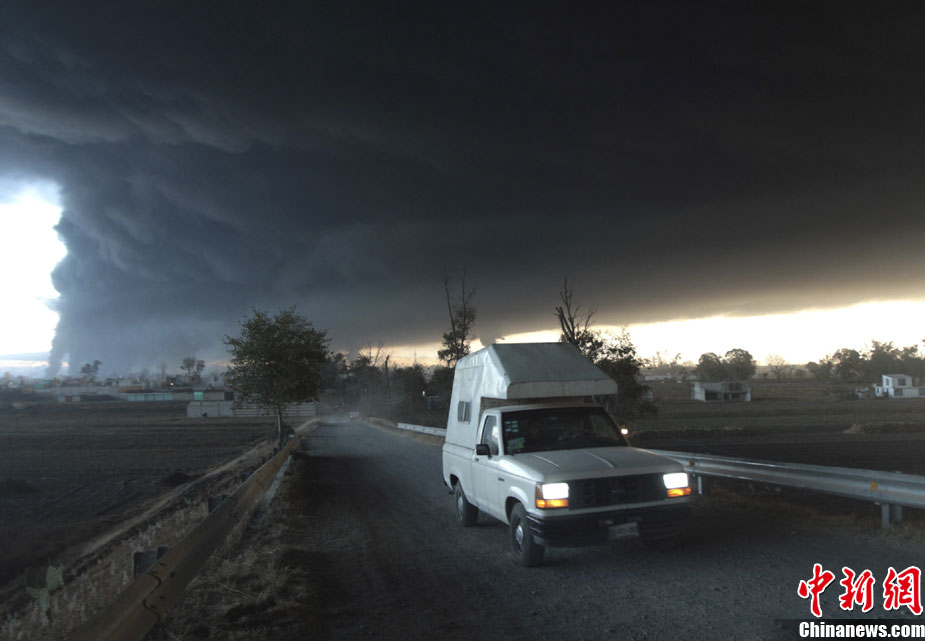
502, 406, 627, 454
457, 401, 471, 423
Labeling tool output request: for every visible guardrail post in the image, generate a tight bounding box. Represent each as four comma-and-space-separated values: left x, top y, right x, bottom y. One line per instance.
696, 475, 708, 495
881, 503, 903, 527
880, 504, 904, 528
892, 504, 903, 523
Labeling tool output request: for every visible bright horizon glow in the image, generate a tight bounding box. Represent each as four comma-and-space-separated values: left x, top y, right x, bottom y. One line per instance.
387, 300, 925, 367
623, 300, 925, 365
0, 184, 65, 360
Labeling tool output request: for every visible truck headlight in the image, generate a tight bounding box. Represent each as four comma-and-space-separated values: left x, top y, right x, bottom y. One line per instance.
663, 472, 691, 497
535, 482, 569, 509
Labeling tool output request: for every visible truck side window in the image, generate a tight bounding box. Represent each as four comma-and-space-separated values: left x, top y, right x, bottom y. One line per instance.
480, 415, 499, 456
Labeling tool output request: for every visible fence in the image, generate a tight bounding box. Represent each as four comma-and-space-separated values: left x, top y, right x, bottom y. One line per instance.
67, 437, 299, 641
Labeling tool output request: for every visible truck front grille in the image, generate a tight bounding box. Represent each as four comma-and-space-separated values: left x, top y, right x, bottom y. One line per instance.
568, 474, 663, 509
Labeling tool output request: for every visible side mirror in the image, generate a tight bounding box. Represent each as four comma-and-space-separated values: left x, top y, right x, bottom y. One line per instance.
475, 443, 490, 456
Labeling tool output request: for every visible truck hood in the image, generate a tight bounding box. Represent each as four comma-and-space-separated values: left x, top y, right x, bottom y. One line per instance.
501, 447, 681, 482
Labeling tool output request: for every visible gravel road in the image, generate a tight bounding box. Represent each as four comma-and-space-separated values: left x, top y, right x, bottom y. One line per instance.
293, 421, 925, 641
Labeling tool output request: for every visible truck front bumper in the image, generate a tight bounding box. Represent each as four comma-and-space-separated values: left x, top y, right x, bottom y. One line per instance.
528, 502, 691, 547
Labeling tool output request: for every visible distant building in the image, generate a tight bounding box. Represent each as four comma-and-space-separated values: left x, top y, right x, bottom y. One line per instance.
874, 374, 924, 399
691, 381, 751, 402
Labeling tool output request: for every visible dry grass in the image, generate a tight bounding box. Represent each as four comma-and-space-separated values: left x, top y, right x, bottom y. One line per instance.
842, 421, 925, 435
150, 448, 323, 641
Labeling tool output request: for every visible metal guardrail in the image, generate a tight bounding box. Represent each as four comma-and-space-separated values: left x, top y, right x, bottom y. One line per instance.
396, 423, 447, 437
645, 448, 925, 528
67, 437, 299, 641
390, 424, 922, 528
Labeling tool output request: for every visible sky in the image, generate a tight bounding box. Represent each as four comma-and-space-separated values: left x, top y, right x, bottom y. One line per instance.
1, 3, 924, 376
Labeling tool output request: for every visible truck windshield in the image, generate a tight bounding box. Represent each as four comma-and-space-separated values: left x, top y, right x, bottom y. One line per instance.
502, 407, 628, 454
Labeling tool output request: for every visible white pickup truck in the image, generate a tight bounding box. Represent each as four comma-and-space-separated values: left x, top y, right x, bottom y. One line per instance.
441, 343, 691, 566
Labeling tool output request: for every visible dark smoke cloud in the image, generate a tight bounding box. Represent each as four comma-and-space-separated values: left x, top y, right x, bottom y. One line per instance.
1, 3, 924, 374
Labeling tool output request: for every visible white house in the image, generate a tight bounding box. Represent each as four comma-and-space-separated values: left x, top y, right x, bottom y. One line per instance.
691, 381, 751, 402
874, 374, 924, 399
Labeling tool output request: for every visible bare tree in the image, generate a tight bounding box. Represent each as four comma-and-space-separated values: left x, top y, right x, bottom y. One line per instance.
357, 340, 385, 368
438, 269, 477, 366
766, 354, 792, 380
554, 277, 603, 361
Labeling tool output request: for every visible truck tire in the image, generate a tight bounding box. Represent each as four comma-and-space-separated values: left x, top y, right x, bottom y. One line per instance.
510, 503, 545, 567
455, 483, 478, 527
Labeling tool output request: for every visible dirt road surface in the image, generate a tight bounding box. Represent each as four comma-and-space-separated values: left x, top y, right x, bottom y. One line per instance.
286, 421, 925, 641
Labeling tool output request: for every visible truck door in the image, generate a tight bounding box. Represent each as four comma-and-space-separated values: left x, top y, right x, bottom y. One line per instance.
472, 414, 504, 519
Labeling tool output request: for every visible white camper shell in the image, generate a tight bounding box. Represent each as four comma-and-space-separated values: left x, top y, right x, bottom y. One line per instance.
442, 343, 691, 566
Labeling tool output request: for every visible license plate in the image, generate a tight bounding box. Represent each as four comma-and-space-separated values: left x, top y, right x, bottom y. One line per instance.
607, 522, 639, 540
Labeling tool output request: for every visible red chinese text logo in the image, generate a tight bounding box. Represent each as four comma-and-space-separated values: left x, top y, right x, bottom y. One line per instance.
798, 565, 921, 617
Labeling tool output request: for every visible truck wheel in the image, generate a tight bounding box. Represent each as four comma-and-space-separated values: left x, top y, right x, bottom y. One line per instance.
510, 504, 545, 567
455, 484, 478, 527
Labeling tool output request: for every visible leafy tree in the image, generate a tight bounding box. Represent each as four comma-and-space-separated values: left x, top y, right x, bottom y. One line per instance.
224, 306, 329, 443
595, 329, 655, 421
181, 356, 206, 383
437, 269, 477, 366
807, 341, 925, 383
806, 357, 834, 381
349, 343, 386, 407
724, 348, 756, 380
831, 348, 862, 381
695, 350, 755, 381
861, 341, 902, 381
695, 352, 727, 381
388, 364, 428, 421
321, 352, 349, 393
79, 360, 102, 383
899, 343, 925, 379
427, 366, 455, 406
